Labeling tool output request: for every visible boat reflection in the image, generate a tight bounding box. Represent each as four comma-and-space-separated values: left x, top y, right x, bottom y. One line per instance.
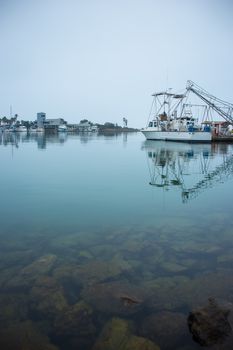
142, 141, 233, 203
0, 131, 20, 148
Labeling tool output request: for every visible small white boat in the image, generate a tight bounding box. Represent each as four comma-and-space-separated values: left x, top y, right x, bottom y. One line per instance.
58, 125, 67, 132
29, 127, 38, 133
17, 125, 27, 132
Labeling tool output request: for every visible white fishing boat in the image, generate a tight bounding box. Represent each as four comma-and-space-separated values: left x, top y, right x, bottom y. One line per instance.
141, 89, 212, 143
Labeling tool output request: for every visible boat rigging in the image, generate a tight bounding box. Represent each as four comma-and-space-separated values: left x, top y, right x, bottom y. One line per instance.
187, 80, 233, 125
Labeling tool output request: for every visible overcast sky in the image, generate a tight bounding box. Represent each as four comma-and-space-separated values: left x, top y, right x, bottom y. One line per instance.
0, 0, 232, 127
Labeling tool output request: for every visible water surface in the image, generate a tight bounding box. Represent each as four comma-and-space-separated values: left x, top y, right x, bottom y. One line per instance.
0, 131, 233, 350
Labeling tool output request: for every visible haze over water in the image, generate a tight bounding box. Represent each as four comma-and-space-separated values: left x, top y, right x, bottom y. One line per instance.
1, 132, 233, 350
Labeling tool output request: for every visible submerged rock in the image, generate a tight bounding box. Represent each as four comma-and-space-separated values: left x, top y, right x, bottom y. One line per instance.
144, 272, 233, 312
82, 280, 146, 315
53, 300, 95, 337
74, 258, 132, 285
188, 298, 232, 346
53, 300, 96, 349
0, 294, 29, 327
0, 321, 58, 350
124, 335, 161, 350
160, 261, 187, 273
29, 276, 68, 319
21, 254, 57, 276
93, 317, 130, 350
93, 317, 160, 350
6, 254, 57, 290
141, 311, 188, 349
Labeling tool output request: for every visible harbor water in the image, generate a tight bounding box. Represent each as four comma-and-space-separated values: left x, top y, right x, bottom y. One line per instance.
0, 131, 233, 350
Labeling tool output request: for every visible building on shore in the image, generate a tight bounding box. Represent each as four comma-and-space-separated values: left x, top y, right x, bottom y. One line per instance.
212, 121, 231, 136
37, 112, 46, 128
36, 113, 67, 132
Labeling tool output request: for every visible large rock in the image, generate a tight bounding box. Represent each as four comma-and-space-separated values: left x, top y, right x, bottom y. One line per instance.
188, 298, 232, 346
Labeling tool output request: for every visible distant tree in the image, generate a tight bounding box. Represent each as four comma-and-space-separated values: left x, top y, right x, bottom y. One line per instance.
2, 116, 8, 124
104, 122, 115, 128
61, 118, 67, 125
80, 119, 89, 123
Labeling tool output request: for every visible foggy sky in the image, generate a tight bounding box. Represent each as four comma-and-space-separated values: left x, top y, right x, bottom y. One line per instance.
0, 0, 233, 127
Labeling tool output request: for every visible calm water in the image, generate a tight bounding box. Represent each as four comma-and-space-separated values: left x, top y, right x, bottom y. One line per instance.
1, 131, 233, 350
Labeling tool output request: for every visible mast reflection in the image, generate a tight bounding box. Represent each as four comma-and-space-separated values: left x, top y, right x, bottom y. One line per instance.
143, 141, 233, 203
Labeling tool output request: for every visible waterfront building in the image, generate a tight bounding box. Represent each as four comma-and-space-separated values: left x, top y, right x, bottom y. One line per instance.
44, 118, 65, 126
37, 112, 46, 128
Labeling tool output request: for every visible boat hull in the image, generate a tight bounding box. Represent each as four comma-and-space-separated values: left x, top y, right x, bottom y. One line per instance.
141, 129, 212, 143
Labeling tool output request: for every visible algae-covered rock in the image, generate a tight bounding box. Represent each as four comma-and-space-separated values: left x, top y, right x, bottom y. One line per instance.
124, 335, 160, 350
0, 320, 58, 350
92, 317, 130, 350
74, 255, 133, 286
93, 318, 160, 350
141, 311, 187, 349
29, 276, 68, 318
6, 254, 57, 290
21, 254, 57, 276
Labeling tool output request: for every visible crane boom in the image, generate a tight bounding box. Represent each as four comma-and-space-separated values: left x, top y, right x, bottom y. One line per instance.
187, 80, 233, 124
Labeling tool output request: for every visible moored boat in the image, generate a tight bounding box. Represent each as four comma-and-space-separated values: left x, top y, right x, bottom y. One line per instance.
16, 125, 27, 132
141, 90, 212, 143
58, 125, 67, 132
